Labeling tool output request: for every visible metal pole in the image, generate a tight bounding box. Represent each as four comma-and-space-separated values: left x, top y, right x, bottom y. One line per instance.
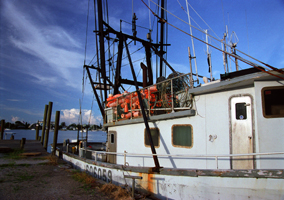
159, 0, 165, 78
52, 111, 60, 155
188, 47, 194, 88
205, 30, 213, 81
41, 105, 48, 145
77, 128, 79, 153
44, 102, 53, 150
171, 79, 174, 112
124, 150, 127, 166
185, 0, 199, 84
0, 119, 5, 140
97, 0, 107, 104
124, 38, 161, 170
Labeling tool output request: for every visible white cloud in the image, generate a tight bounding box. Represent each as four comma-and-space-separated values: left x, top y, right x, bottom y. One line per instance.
3, 0, 84, 90
61, 108, 102, 125
11, 116, 19, 122
7, 99, 26, 102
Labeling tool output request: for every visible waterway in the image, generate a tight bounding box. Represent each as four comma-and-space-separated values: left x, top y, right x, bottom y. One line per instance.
2, 129, 107, 153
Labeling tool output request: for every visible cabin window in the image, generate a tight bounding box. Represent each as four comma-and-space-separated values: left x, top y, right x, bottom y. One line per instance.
172, 125, 193, 148
110, 133, 114, 143
262, 86, 284, 118
235, 103, 247, 120
144, 128, 160, 148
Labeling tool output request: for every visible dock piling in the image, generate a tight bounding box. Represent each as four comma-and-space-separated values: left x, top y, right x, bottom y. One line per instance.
0, 119, 4, 140
44, 102, 53, 150
35, 125, 39, 140
41, 105, 48, 145
52, 111, 60, 155
20, 138, 26, 149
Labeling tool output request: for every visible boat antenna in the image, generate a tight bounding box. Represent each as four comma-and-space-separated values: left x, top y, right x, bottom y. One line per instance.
205, 30, 213, 81
230, 31, 239, 71
245, 10, 250, 57
185, 0, 199, 84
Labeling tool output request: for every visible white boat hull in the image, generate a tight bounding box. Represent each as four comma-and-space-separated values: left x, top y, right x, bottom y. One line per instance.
62, 152, 284, 200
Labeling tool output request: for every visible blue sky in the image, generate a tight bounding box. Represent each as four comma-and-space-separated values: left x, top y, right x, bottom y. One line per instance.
1, 0, 284, 125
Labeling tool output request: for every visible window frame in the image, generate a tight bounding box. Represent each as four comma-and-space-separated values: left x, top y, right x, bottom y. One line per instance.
110, 133, 115, 144
261, 86, 284, 118
235, 102, 247, 120
144, 128, 160, 148
171, 124, 193, 149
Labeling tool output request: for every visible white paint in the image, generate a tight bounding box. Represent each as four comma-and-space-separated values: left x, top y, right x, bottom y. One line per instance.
63, 153, 284, 200
231, 96, 253, 169
254, 81, 284, 169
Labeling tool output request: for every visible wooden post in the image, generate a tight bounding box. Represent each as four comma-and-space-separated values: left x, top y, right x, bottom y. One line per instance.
52, 111, 60, 155
41, 105, 48, 145
35, 125, 39, 140
0, 119, 5, 140
44, 102, 53, 150
20, 138, 26, 149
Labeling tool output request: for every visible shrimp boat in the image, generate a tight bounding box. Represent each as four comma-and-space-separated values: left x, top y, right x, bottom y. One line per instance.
61, 0, 284, 199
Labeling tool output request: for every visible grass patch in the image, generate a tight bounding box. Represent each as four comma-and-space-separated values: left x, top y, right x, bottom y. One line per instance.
46, 155, 58, 165
71, 170, 132, 199
17, 163, 31, 167
100, 183, 132, 200
0, 162, 15, 168
4, 149, 25, 159
13, 185, 20, 192
72, 171, 98, 190
33, 157, 47, 160
16, 173, 34, 182
0, 163, 31, 168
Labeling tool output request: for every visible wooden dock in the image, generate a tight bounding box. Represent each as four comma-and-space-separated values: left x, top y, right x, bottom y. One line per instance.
0, 140, 49, 156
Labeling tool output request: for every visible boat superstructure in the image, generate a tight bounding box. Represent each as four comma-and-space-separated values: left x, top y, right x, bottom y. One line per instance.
61, 0, 284, 199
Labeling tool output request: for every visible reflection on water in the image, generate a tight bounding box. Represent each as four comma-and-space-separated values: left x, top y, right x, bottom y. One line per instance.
3, 129, 107, 153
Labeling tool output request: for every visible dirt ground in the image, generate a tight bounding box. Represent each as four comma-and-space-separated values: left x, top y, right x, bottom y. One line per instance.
0, 161, 116, 200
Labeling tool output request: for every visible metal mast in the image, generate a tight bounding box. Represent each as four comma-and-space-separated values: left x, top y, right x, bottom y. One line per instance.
159, 0, 166, 79
185, 0, 199, 84
205, 30, 213, 81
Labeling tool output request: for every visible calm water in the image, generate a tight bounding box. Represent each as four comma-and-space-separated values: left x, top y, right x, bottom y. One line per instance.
3, 129, 107, 153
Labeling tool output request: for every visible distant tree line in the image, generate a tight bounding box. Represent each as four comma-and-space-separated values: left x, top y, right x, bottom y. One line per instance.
4, 121, 30, 129
3, 121, 102, 130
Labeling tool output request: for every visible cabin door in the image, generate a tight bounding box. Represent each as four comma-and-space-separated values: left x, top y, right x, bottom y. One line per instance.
230, 96, 254, 169
107, 131, 117, 164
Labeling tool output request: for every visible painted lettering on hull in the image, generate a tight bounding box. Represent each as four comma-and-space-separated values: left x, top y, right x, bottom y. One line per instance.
86, 164, 112, 183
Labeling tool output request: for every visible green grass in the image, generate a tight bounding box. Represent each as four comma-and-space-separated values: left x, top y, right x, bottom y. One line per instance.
16, 173, 34, 182
71, 171, 98, 192
17, 163, 31, 167
0, 162, 15, 168
0, 163, 31, 168
4, 149, 24, 159
13, 185, 20, 192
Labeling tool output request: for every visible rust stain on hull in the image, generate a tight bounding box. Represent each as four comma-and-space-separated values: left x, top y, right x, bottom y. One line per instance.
147, 173, 154, 193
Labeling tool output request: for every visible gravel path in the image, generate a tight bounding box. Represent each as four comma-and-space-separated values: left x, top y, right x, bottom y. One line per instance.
0, 160, 114, 200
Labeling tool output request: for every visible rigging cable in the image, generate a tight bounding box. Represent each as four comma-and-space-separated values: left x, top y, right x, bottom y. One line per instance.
88, 94, 95, 125
82, 0, 91, 99
186, 1, 221, 40
141, 0, 284, 80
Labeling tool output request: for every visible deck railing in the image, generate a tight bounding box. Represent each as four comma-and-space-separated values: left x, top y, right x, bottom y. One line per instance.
78, 147, 284, 169
105, 73, 193, 123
